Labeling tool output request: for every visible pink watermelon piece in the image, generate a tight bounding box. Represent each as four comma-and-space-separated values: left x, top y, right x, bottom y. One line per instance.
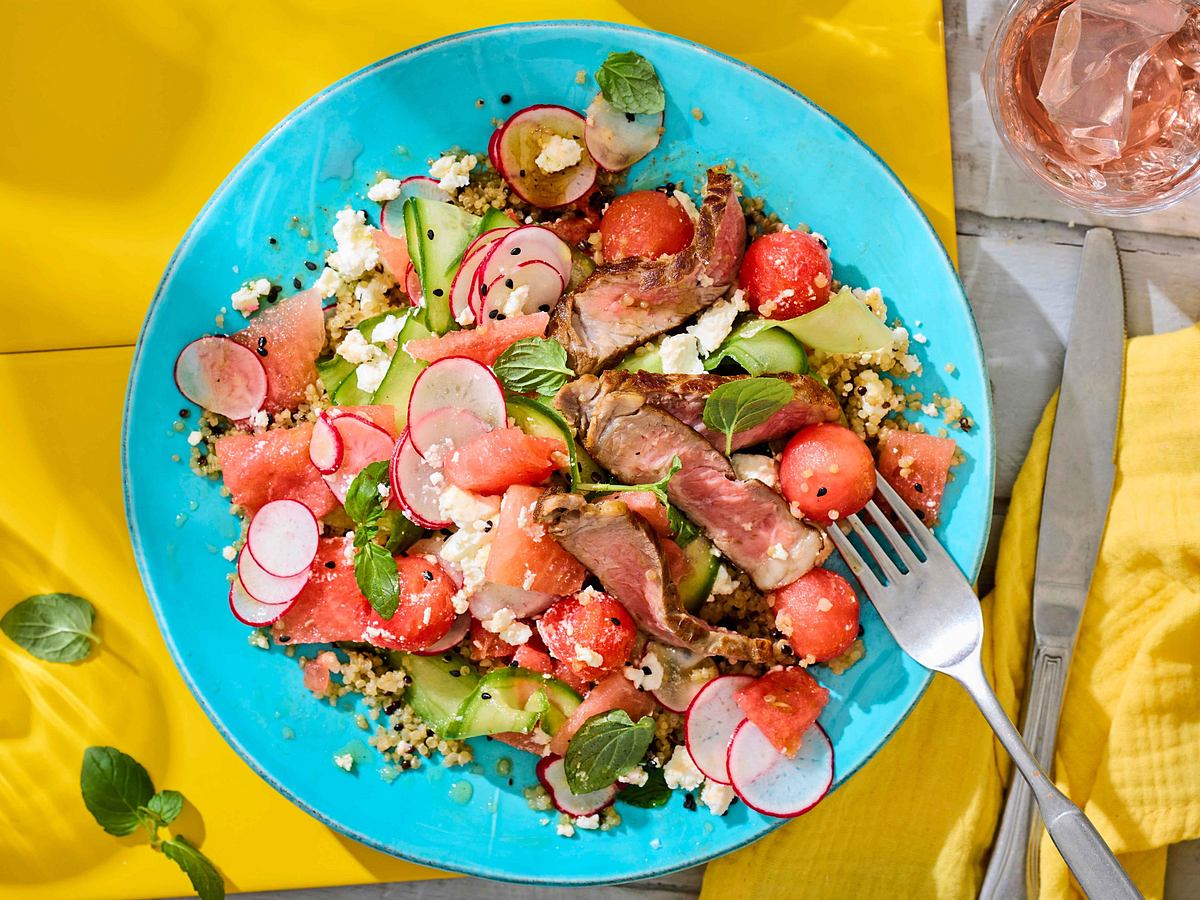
215, 421, 338, 518
273, 538, 367, 644
406, 312, 549, 366
372, 229, 410, 280
231, 288, 325, 412
548, 671, 657, 757
328, 404, 400, 439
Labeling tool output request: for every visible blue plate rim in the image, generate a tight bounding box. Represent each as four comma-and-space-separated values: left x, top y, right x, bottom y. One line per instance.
122, 18, 995, 886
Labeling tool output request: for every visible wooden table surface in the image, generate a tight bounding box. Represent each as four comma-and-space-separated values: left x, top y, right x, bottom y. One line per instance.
221, 1, 1200, 896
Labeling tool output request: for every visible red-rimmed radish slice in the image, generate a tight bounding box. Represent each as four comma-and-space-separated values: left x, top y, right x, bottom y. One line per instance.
246, 499, 319, 578
488, 127, 502, 170
684, 674, 755, 784
391, 430, 450, 529
237, 545, 310, 605
174, 336, 267, 420
468, 582, 556, 622
450, 230, 513, 323
727, 720, 834, 818
477, 259, 564, 323
495, 105, 598, 208
403, 260, 422, 305
409, 406, 491, 459
407, 356, 506, 432
308, 413, 344, 474
321, 413, 396, 504
380, 176, 452, 235
478, 224, 572, 285
229, 578, 295, 626
536, 757, 618, 816
412, 612, 470, 656
584, 94, 664, 172
650, 645, 717, 714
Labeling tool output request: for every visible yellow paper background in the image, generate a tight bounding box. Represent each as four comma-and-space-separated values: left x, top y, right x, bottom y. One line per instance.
0, 2, 955, 896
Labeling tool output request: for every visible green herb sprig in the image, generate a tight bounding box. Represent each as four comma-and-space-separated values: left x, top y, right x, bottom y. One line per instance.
493, 338, 574, 398
576, 456, 681, 509
701, 377, 793, 455
345, 460, 401, 619
615, 765, 671, 808
81, 746, 223, 900
1, 593, 99, 663
563, 709, 656, 794
595, 51, 665, 116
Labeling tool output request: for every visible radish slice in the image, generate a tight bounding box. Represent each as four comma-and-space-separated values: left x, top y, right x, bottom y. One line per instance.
650, 644, 718, 714
477, 260, 565, 324
237, 545, 310, 605
727, 720, 834, 818
469, 582, 556, 622
495, 105, 598, 208
246, 499, 319, 578
413, 613, 470, 656
404, 260, 422, 305
684, 674, 755, 784
478, 224, 572, 285
584, 94, 664, 172
229, 578, 295, 626
407, 357, 506, 432
450, 231, 512, 324
308, 413, 344, 474
536, 757, 618, 816
380, 176, 452, 235
174, 336, 267, 420
321, 413, 396, 504
409, 406, 491, 459
487, 127, 502, 170
390, 430, 450, 529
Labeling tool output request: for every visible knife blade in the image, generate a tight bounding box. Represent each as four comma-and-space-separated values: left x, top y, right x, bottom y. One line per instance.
979, 227, 1126, 900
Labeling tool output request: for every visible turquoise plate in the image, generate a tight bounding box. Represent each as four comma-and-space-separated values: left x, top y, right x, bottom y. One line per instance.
124, 20, 994, 886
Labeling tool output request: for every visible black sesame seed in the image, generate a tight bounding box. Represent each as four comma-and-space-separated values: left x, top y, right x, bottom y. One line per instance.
538, 304, 550, 312
393, 721, 404, 732
641, 666, 652, 675
488, 309, 499, 319
857, 624, 865, 637
480, 283, 489, 296
403, 674, 412, 685
496, 313, 506, 321
305, 260, 318, 271
268, 283, 282, 302
507, 777, 514, 786
400, 758, 411, 769
509, 660, 519, 668
625, 112, 636, 123
483, 520, 493, 532
324, 560, 336, 569
816, 486, 828, 498
913, 483, 924, 493
277, 635, 291, 643
433, 288, 445, 298
510, 246, 521, 256
914, 509, 925, 521
480, 692, 492, 700
504, 278, 514, 289
442, 653, 454, 662
519, 168, 526, 177
449, 669, 461, 677
256, 336, 269, 357
683, 793, 698, 811
384, 700, 402, 715
475, 98, 485, 108
960, 417, 971, 432
610, 617, 621, 626
179, 408, 190, 418
422, 570, 434, 581
426, 229, 435, 240
857, 386, 868, 396
500, 93, 512, 104
269, 236, 277, 245
293, 276, 303, 290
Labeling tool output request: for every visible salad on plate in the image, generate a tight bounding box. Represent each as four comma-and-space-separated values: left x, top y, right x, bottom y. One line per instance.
172, 49, 970, 835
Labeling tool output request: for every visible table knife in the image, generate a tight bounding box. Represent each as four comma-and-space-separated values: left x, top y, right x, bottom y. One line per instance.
979, 228, 1126, 900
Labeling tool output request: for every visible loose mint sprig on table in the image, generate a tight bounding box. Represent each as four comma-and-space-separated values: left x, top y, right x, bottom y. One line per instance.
595, 50, 666, 116
1, 593, 99, 663
80, 746, 224, 900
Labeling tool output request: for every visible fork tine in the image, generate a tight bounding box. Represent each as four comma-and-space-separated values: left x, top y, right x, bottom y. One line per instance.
825, 523, 884, 597
862, 500, 923, 569
846, 513, 903, 583
874, 472, 934, 552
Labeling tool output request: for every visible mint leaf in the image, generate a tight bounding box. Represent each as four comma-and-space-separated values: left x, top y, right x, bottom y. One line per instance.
616, 765, 671, 808
344, 460, 390, 527
577, 455, 681, 509
355, 540, 399, 619
701, 377, 793, 455
493, 338, 574, 398
162, 835, 225, 900
595, 51, 665, 115
80, 746, 155, 836
146, 789, 185, 826
564, 709, 656, 794
2, 593, 99, 663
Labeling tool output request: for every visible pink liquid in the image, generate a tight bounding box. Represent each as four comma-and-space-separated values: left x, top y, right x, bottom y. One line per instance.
986, 0, 1200, 212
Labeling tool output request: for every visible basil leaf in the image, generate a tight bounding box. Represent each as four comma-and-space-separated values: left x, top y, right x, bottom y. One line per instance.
146, 789, 185, 826
355, 540, 399, 619
595, 50, 665, 116
577, 456, 680, 510
162, 835, 225, 900
1, 593, 99, 663
701, 377, 793, 455
667, 505, 700, 546
493, 338, 574, 398
80, 746, 156, 836
564, 709, 656, 794
344, 460, 390, 527
616, 765, 671, 808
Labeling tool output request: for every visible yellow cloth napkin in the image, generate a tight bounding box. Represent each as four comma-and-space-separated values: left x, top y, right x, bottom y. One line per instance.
702, 324, 1200, 899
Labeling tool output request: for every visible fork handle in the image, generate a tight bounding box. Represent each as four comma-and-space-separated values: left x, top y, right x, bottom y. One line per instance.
979, 644, 1071, 899
948, 653, 1141, 900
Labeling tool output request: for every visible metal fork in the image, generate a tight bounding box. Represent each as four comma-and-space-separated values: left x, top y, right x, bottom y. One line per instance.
825, 476, 1139, 899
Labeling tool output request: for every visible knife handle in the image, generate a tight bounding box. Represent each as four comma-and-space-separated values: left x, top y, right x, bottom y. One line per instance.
979, 645, 1070, 900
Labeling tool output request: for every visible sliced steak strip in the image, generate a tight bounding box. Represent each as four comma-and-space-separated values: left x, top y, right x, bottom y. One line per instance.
537, 491, 776, 663
557, 381, 825, 590
548, 169, 747, 374
595, 370, 841, 451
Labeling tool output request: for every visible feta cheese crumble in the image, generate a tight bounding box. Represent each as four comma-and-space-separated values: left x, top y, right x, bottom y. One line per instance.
429, 154, 477, 192
659, 333, 705, 375
731, 453, 779, 488
370, 313, 405, 344
686, 289, 748, 354
534, 135, 583, 174
618, 766, 649, 787
367, 178, 403, 202
335, 329, 383, 365
700, 780, 735, 816
328, 208, 380, 279
672, 189, 700, 224
483, 608, 532, 647
501, 283, 531, 318
221, 545, 237, 562
230, 277, 271, 315
187, 430, 203, 447
663, 745, 704, 790
574, 646, 604, 668
556, 819, 576, 838
314, 266, 342, 299
624, 649, 664, 691
574, 814, 600, 830
709, 565, 737, 596
332, 753, 354, 772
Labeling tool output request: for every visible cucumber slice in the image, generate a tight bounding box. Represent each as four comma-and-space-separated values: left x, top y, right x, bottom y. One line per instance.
773, 286, 894, 354
403, 200, 423, 284
538, 675, 583, 737
678, 535, 720, 613
706, 318, 809, 375
506, 395, 605, 486
396, 651, 480, 737
615, 341, 664, 373
408, 198, 482, 334
316, 312, 394, 398
448, 666, 556, 739
371, 314, 433, 433
567, 247, 596, 292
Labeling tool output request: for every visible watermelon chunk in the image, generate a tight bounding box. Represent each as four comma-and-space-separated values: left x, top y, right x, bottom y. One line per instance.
372, 229, 410, 281
484, 485, 586, 595
328, 404, 400, 438
512, 644, 554, 675
405, 312, 550, 366
230, 288, 325, 412
443, 426, 566, 494
734, 667, 829, 758
548, 670, 657, 757
877, 430, 957, 524
216, 422, 337, 518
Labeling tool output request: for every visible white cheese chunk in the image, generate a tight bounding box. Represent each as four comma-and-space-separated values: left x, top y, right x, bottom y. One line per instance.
659, 334, 705, 375
534, 135, 582, 174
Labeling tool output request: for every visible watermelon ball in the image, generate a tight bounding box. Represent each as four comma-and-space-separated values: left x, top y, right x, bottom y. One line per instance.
769, 568, 860, 663
780, 423, 876, 523
360, 555, 458, 651
536, 591, 637, 681
599, 190, 695, 263
734, 667, 830, 758
738, 231, 833, 320
467, 617, 518, 661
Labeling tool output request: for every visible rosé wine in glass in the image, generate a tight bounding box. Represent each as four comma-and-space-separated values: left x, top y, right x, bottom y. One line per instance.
985, 0, 1200, 213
